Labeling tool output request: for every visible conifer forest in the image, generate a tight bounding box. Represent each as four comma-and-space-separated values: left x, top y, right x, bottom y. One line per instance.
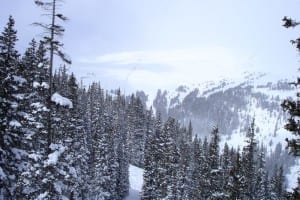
1, 0, 300, 199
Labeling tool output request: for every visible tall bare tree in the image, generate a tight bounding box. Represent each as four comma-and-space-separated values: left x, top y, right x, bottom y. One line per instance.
34, 0, 71, 147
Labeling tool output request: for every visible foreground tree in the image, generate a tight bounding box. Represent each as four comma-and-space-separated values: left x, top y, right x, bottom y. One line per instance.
281, 16, 300, 156
34, 0, 71, 148
0, 16, 25, 198
281, 16, 300, 198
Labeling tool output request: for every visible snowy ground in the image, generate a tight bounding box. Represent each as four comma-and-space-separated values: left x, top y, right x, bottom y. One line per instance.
125, 165, 144, 200
286, 158, 300, 192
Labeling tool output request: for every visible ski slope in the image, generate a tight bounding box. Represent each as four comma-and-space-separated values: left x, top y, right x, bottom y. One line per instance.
125, 165, 144, 200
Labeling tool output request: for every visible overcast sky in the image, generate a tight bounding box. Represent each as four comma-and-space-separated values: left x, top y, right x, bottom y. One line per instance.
1, 0, 300, 96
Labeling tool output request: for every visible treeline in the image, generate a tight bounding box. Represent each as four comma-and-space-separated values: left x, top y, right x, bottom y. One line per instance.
141, 118, 288, 199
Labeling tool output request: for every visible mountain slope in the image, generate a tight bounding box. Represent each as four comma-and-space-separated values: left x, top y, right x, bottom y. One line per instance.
150, 72, 299, 190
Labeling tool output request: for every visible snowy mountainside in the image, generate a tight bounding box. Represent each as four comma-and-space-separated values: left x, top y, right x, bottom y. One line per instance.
153, 72, 294, 138
151, 72, 300, 189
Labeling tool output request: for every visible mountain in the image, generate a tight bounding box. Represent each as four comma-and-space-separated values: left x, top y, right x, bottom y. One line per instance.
150, 72, 299, 190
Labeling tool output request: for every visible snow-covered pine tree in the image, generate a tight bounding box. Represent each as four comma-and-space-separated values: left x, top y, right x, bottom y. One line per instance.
0, 16, 29, 199
220, 142, 233, 200
281, 16, 300, 157
241, 119, 257, 200
14, 38, 47, 199
86, 82, 104, 198
73, 80, 90, 199
163, 117, 180, 200
177, 122, 193, 199
127, 94, 146, 167
34, 0, 71, 153
255, 148, 269, 200
207, 127, 223, 199
199, 136, 211, 199
270, 165, 286, 200
141, 109, 157, 200
96, 94, 118, 199
16, 39, 51, 199
189, 136, 202, 199
229, 149, 243, 199
112, 89, 129, 199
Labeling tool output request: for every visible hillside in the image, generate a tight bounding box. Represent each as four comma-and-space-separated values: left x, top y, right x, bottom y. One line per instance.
149, 72, 300, 190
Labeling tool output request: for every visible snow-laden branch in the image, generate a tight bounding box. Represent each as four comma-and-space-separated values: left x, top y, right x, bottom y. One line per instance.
51, 92, 73, 108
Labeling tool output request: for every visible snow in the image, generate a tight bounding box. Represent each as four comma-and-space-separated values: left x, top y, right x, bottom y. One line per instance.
31, 102, 49, 112
286, 158, 300, 191
41, 82, 49, 89
38, 63, 43, 68
33, 81, 40, 88
12, 75, 27, 85
11, 148, 27, 160
36, 192, 49, 200
34, 81, 50, 89
51, 92, 73, 108
0, 167, 6, 180
9, 120, 21, 127
28, 153, 41, 161
125, 165, 144, 200
13, 93, 25, 100
45, 144, 66, 166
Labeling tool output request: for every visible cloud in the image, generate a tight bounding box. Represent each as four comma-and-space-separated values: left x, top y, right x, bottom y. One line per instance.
78, 47, 250, 96
80, 47, 238, 68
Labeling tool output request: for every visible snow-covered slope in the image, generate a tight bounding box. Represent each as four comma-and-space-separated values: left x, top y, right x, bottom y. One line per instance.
125, 165, 144, 200
150, 72, 300, 190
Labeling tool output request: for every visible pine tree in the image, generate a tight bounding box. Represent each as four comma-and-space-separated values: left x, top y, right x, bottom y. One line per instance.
270, 165, 286, 200
200, 136, 211, 199
241, 119, 257, 200
255, 148, 269, 200
73, 82, 90, 199
281, 16, 300, 198
229, 148, 243, 200
34, 0, 71, 151
93, 111, 117, 200
113, 89, 129, 199
14, 39, 48, 199
127, 95, 146, 167
141, 111, 157, 200
208, 127, 223, 199
0, 16, 26, 199
220, 142, 233, 199
142, 116, 180, 199
163, 117, 180, 200
177, 124, 193, 199
190, 136, 202, 199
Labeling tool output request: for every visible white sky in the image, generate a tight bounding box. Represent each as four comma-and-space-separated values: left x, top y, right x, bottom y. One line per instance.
1, 0, 300, 96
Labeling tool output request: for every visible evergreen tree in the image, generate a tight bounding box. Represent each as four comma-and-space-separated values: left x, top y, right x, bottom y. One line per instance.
141, 108, 157, 200
0, 16, 26, 198
34, 0, 71, 151
229, 149, 243, 200
163, 117, 180, 200
127, 95, 146, 167
113, 89, 129, 199
93, 111, 117, 200
190, 136, 202, 199
177, 124, 193, 199
200, 136, 211, 199
281, 16, 300, 198
208, 127, 223, 199
270, 165, 286, 200
255, 148, 269, 200
220, 142, 233, 199
241, 119, 257, 200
